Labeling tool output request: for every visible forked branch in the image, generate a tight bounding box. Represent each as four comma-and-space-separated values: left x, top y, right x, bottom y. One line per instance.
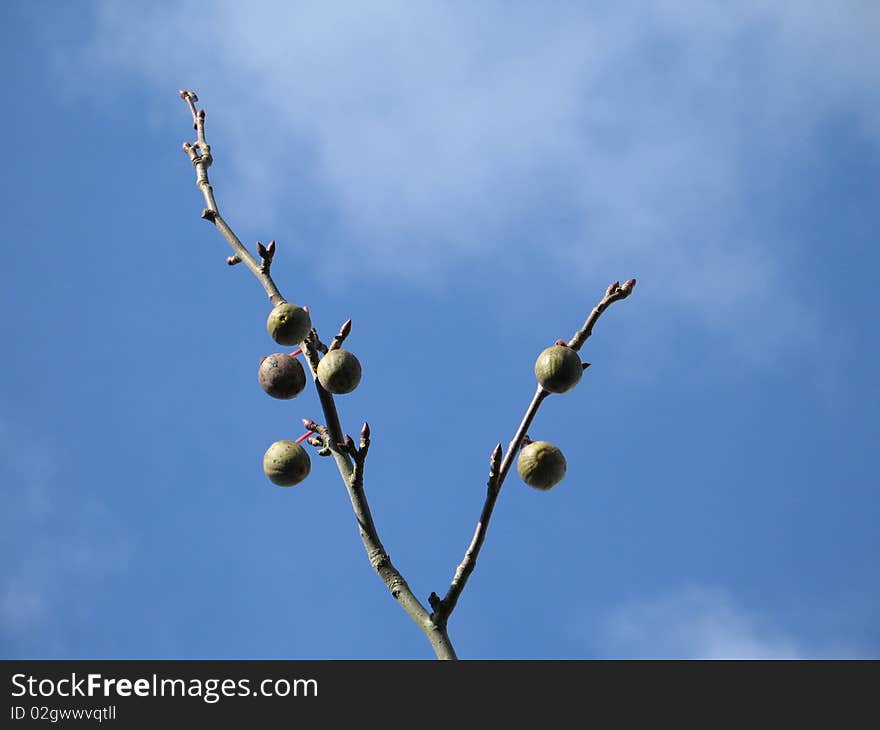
178, 90, 633, 659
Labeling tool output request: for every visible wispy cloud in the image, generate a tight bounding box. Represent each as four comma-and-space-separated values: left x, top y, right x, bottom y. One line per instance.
66, 1, 879, 363
596, 586, 864, 659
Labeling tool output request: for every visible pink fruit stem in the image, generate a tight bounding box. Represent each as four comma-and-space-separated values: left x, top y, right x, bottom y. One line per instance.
295, 430, 313, 444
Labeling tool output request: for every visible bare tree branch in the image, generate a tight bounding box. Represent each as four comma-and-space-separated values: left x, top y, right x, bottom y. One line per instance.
179, 90, 284, 306
433, 280, 636, 626
179, 90, 456, 660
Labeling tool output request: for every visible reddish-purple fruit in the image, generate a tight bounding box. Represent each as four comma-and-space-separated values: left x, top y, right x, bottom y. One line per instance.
534, 345, 582, 393
263, 440, 311, 486
517, 440, 567, 490
317, 349, 362, 394
267, 303, 311, 346
259, 354, 306, 400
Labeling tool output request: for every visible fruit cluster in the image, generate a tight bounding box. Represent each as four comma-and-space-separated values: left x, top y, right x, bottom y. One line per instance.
258, 303, 586, 494
260, 303, 362, 487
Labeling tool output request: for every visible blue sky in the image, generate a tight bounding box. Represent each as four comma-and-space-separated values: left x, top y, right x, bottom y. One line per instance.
1, 1, 878, 659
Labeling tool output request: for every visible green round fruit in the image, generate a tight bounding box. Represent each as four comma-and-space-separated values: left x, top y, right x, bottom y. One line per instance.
259, 354, 306, 400
317, 349, 362, 394
263, 440, 311, 486
517, 440, 567, 490
534, 345, 582, 393
267, 303, 311, 346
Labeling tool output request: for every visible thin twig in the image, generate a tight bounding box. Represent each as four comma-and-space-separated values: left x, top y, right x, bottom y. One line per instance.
179, 90, 283, 306
179, 91, 455, 660
433, 279, 636, 626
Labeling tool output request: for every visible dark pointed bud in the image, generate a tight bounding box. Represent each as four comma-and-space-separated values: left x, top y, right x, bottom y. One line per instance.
301, 418, 318, 432
606, 281, 620, 297
256, 241, 267, 258
344, 435, 355, 452
622, 278, 637, 293
521, 435, 533, 448
361, 422, 371, 440
266, 239, 276, 258
226, 255, 241, 266
490, 444, 502, 474
428, 592, 441, 611
201, 208, 216, 221
198, 109, 206, 120
582, 361, 592, 370
341, 319, 352, 337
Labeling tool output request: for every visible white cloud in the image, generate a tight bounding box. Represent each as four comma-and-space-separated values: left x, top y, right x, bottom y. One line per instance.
66, 1, 880, 362
597, 586, 861, 659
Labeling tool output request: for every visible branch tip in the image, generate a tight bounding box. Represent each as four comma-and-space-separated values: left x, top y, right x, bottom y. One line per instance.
490, 444, 502, 470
